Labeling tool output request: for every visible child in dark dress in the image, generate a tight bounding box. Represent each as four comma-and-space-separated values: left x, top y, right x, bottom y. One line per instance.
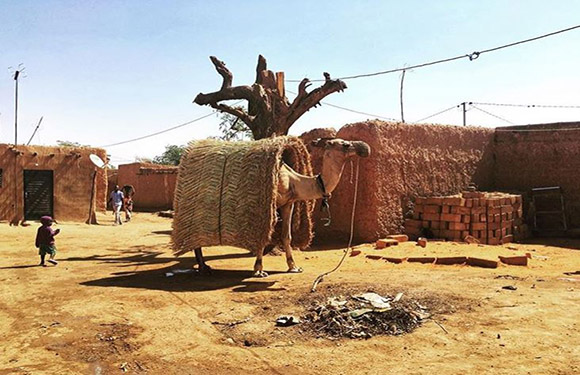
35, 216, 60, 266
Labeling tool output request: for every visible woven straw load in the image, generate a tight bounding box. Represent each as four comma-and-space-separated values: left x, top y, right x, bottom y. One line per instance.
172, 136, 314, 256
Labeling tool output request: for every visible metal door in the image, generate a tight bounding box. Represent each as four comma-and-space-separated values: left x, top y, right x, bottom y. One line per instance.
23, 170, 53, 220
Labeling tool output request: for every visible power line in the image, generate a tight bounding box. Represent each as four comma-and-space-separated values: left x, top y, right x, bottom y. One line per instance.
286, 89, 398, 121
470, 104, 514, 125
287, 24, 580, 82
99, 112, 217, 148
472, 101, 580, 109
413, 105, 459, 123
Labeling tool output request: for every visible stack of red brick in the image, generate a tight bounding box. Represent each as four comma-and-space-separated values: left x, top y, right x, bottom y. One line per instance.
404, 192, 528, 245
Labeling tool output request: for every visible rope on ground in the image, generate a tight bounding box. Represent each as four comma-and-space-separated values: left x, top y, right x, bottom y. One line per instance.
311, 158, 360, 292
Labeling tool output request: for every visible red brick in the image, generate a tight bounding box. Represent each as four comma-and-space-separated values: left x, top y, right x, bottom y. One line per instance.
384, 257, 406, 264
415, 197, 427, 205
440, 213, 462, 222
498, 255, 527, 266
466, 199, 473, 208
422, 213, 440, 221
415, 204, 424, 213
480, 214, 487, 222
408, 256, 435, 263
431, 221, 441, 229
425, 197, 444, 205
451, 206, 471, 214
441, 205, 451, 214
486, 198, 501, 208
421, 220, 430, 228
436, 256, 468, 265
467, 257, 499, 268
501, 235, 514, 244
462, 215, 471, 224
387, 234, 409, 242
366, 254, 383, 260
449, 222, 469, 231
416, 238, 428, 248
471, 222, 486, 230
472, 198, 480, 207
501, 205, 514, 213
405, 219, 422, 228
376, 238, 399, 248
471, 207, 486, 214
424, 205, 441, 214
487, 237, 501, 245
443, 197, 465, 206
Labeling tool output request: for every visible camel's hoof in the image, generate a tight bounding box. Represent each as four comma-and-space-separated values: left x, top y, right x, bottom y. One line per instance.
253, 270, 269, 278
198, 265, 213, 275
287, 267, 303, 273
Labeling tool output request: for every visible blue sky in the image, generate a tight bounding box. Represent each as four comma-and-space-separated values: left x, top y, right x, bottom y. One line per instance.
1, 1, 579, 164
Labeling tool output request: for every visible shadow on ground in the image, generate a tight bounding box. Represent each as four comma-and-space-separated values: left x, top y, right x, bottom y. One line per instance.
69, 246, 286, 292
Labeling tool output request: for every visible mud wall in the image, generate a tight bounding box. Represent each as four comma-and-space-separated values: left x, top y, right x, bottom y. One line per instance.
304, 121, 495, 243
0, 144, 107, 223
117, 163, 178, 211
494, 122, 580, 228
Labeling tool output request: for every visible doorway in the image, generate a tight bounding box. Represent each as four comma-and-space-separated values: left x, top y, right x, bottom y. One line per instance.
23, 170, 53, 220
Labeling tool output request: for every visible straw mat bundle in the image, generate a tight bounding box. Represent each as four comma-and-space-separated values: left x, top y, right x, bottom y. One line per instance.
172, 136, 314, 255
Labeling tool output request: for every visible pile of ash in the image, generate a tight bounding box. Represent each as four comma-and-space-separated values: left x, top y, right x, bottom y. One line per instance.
302, 292, 431, 339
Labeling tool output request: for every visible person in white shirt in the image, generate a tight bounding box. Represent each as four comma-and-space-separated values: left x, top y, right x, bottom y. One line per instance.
108, 185, 125, 225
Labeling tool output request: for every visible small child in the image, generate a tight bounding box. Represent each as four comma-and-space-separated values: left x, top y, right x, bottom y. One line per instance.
35, 216, 60, 267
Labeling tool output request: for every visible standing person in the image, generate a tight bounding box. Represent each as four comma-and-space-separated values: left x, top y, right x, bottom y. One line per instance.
35, 216, 60, 266
122, 185, 135, 222
108, 185, 124, 225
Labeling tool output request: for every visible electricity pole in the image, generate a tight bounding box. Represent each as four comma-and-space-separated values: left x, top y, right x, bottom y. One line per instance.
11, 64, 25, 145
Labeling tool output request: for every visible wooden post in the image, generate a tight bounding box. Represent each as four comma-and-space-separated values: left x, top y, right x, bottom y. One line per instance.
276, 71, 285, 98
86, 169, 98, 224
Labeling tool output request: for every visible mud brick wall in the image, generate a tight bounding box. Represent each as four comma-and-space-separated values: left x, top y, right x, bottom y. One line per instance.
404, 192, 527, 244
0, 144, 107, 223
494, 122, 580, 228
304, 121, 495, 243
117, 162, 178, 211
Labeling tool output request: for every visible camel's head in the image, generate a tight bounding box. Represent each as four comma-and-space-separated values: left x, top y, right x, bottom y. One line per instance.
311, 138, 371, 159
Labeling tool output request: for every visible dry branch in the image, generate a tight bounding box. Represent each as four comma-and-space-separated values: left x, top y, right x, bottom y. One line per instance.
193, 55, 347, 140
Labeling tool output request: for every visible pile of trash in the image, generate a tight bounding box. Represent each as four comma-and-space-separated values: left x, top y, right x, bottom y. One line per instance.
303, 292, 430, 339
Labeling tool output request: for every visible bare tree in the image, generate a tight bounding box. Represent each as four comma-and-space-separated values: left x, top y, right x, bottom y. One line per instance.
194, 55, 347, 140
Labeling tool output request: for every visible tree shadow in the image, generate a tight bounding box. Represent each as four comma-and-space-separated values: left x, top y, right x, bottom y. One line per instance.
518, 237, 580, 250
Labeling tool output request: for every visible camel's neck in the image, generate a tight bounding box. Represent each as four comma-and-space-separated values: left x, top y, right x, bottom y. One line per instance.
319, 155, 347, 194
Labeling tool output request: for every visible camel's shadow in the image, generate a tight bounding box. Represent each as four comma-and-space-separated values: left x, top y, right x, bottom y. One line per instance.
72, 246, 286, 292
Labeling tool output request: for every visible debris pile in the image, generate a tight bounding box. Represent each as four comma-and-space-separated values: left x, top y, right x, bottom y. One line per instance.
303, 292, 430, 339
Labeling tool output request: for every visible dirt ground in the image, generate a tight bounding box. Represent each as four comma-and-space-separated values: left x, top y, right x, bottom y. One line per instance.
1, 213, 578, 375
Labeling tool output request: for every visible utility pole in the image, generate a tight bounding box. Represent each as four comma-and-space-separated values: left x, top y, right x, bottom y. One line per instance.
399, 70, 406, 123
11, 64, 25, 145
461, 102, 467, 126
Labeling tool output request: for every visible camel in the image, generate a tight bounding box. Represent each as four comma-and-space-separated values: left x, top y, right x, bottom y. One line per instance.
193, 137, 371, 277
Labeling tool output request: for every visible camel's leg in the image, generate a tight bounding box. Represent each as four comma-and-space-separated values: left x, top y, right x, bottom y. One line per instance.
280, 203, 302, 273
253, 246, 268, 278
194, 247, 212, 275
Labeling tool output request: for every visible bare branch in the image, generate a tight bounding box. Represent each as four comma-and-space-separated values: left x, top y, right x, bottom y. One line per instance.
209, 56, 233, 90
212, 103, 255, 127
287, 74, 347, 128
255, 55, 267, 84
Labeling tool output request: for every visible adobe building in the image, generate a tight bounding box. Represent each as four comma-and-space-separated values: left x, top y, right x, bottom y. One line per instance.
112, 162, 178, 211
0, 144, 108, 224
303, 120, 580, 243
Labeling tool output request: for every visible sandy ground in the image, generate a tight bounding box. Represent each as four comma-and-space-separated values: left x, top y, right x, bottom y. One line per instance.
0, 213, 578, 375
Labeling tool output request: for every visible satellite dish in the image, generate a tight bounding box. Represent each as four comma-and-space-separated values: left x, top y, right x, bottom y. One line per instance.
89, 154, 107, 169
